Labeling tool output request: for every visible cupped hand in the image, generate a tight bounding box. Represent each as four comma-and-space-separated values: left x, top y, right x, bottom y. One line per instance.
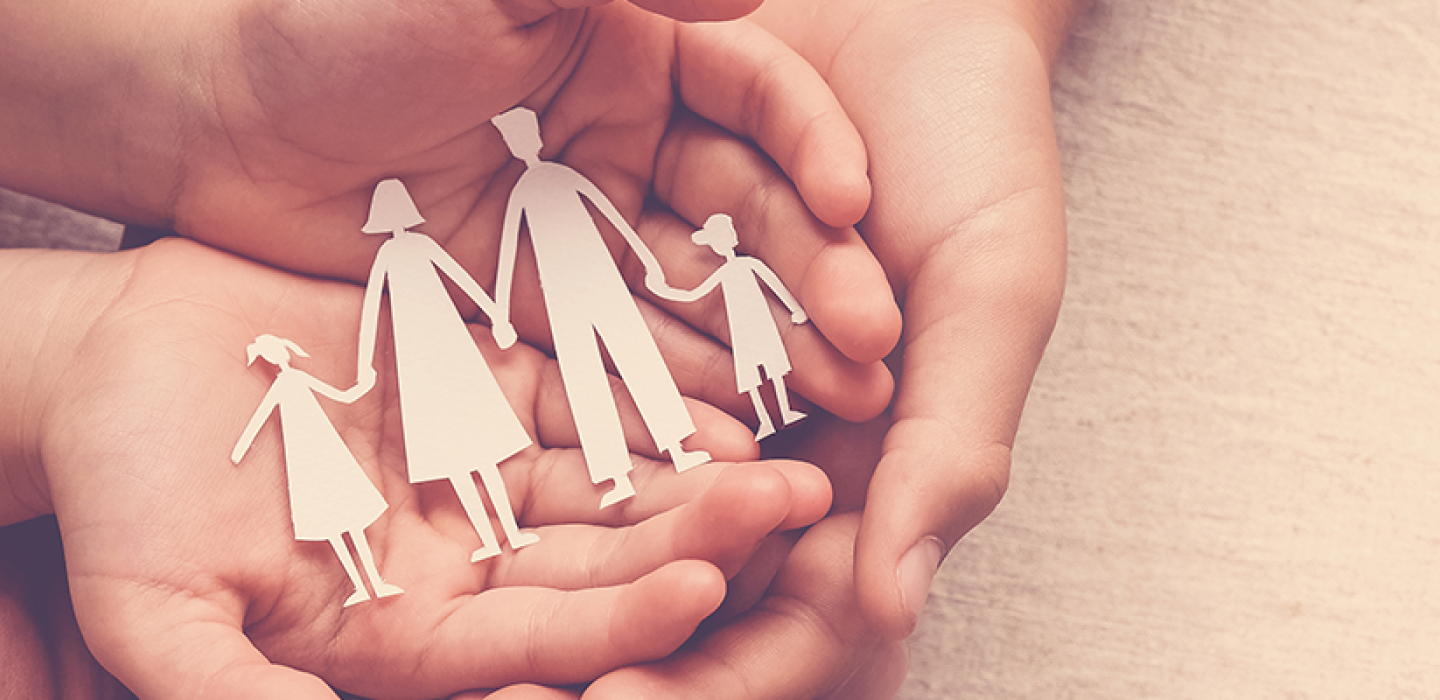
751, 0, 1076, 640
554, 1, 1080, 697
32, 239, 831, 699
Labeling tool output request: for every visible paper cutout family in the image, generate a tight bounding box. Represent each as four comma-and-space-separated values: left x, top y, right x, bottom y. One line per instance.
231, 107, 808, 606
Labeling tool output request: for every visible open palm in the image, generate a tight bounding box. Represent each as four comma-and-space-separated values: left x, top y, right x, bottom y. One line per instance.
38, 239, 830, 700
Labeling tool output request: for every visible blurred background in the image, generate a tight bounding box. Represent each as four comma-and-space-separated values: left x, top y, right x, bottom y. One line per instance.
902, 1, 1440, 697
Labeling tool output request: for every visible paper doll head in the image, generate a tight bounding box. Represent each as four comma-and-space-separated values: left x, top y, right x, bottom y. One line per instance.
362, 178, 424, 235
492, 107, 543, 162
247, 334, 308, 369
692, 213, 739, 257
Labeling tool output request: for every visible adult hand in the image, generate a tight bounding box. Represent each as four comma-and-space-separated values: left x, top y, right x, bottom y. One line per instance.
5, 239, 831, 699
0, 0, 899, 424
752, 0, 1080, 640
567, 0, 1082, 697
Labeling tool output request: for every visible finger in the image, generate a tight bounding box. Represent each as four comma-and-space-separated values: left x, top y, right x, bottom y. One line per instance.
583, 515, 885, 700
826, 639, 908, 700
369, 560, 725, 693
450, 684, 582, 700
495, 461, 830, 588
674, 20, 871, 229
76, 583, 338, 700
653, 110, 902, 367
626, 0, 762, 22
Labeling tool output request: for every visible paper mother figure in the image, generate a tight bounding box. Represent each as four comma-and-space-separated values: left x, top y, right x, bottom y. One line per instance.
491, 106, 710, 508
232, 334, 402, 607
653, 214, 808, 440
356, 179, 539, 562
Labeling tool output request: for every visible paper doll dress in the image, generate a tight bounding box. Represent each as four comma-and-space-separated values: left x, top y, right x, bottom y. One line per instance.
715, 258, 793, 393
378, 234, 531, 482
265, 371, 388, 540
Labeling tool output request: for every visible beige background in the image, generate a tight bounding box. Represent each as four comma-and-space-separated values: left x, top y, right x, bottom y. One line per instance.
902, 1, 1440, 697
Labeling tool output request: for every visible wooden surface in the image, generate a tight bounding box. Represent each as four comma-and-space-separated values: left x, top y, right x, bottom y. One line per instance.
902, 1, 1440, 697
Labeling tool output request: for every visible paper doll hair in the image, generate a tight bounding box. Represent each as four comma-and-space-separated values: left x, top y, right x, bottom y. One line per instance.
362, 178, 425, 235
692, 213, 739, 252
247, 334, 309, 367
492, 107, 542, 158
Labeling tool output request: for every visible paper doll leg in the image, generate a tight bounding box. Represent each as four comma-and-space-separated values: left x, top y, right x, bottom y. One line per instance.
598, 318, 709, 473
748, 387, 777, 441
771, 374, 807, 426
328, 536, 372, 607
350, 530, 403, 600
474, 465, 539, 550
552, 320, 635, 506
449, 475, 503, 562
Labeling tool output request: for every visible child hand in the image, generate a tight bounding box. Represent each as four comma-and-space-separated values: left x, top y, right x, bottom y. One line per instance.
18, 240, 829, 699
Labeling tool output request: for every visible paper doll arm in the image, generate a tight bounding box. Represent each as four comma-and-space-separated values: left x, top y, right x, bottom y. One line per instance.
494, 187, 526, 335
306, 369, 371, 404
748, 258, 807, 324
577, 176, 667, 292
355, 250, 388, 376
651, 269, 723, 304
422, 236, 516, 348
231, 386, 280, 464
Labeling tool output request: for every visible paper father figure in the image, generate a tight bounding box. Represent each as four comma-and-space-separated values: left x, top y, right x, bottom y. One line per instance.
491, 106, 710, 508
653, 214, 808, 440
232, 334, 402, 607
357, 179, 539, 562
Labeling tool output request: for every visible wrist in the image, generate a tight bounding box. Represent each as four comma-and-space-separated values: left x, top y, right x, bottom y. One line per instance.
0, 249, 125, 526
0, 2, 210, 227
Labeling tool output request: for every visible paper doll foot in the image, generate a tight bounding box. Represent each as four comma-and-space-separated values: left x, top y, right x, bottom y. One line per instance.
670, 448, 712, 474
344, 588, 372, 608
781, 409, 807, 426
509, 531, 541, 549
755, 419, 777, 441
471, 543, 503, 562
373, 582, 405, 599
600, 477, 636, 509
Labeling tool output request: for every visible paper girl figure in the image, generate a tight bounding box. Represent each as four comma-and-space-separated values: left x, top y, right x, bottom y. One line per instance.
356, 178, 539, 562
491, 106, 710, 508
654, 214, 808, 440
231, 334, 402, 607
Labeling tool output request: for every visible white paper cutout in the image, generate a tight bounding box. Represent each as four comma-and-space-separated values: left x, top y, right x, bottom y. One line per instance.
491, 107, 711, 508
652, 214, 808, 440
232, 334, 403, 607
357, 179, 539, 562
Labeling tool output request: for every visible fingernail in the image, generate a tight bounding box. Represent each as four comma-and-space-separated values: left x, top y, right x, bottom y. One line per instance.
898, 537, 944, 621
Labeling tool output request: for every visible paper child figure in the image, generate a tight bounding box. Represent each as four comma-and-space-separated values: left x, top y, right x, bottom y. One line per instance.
654, 214, 808, 440
232, 334, 402, 607
491, 106, 710, 508
357, 178, 539, 562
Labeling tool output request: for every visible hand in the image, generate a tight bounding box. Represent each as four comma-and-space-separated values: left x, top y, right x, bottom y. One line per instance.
23, 240, 832, 699
565, 1, 1081, 697
2, 0, 903, 446
1, 0, 869, 284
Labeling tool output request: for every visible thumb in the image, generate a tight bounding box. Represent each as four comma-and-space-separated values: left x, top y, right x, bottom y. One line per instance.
78, 586, 339, 700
